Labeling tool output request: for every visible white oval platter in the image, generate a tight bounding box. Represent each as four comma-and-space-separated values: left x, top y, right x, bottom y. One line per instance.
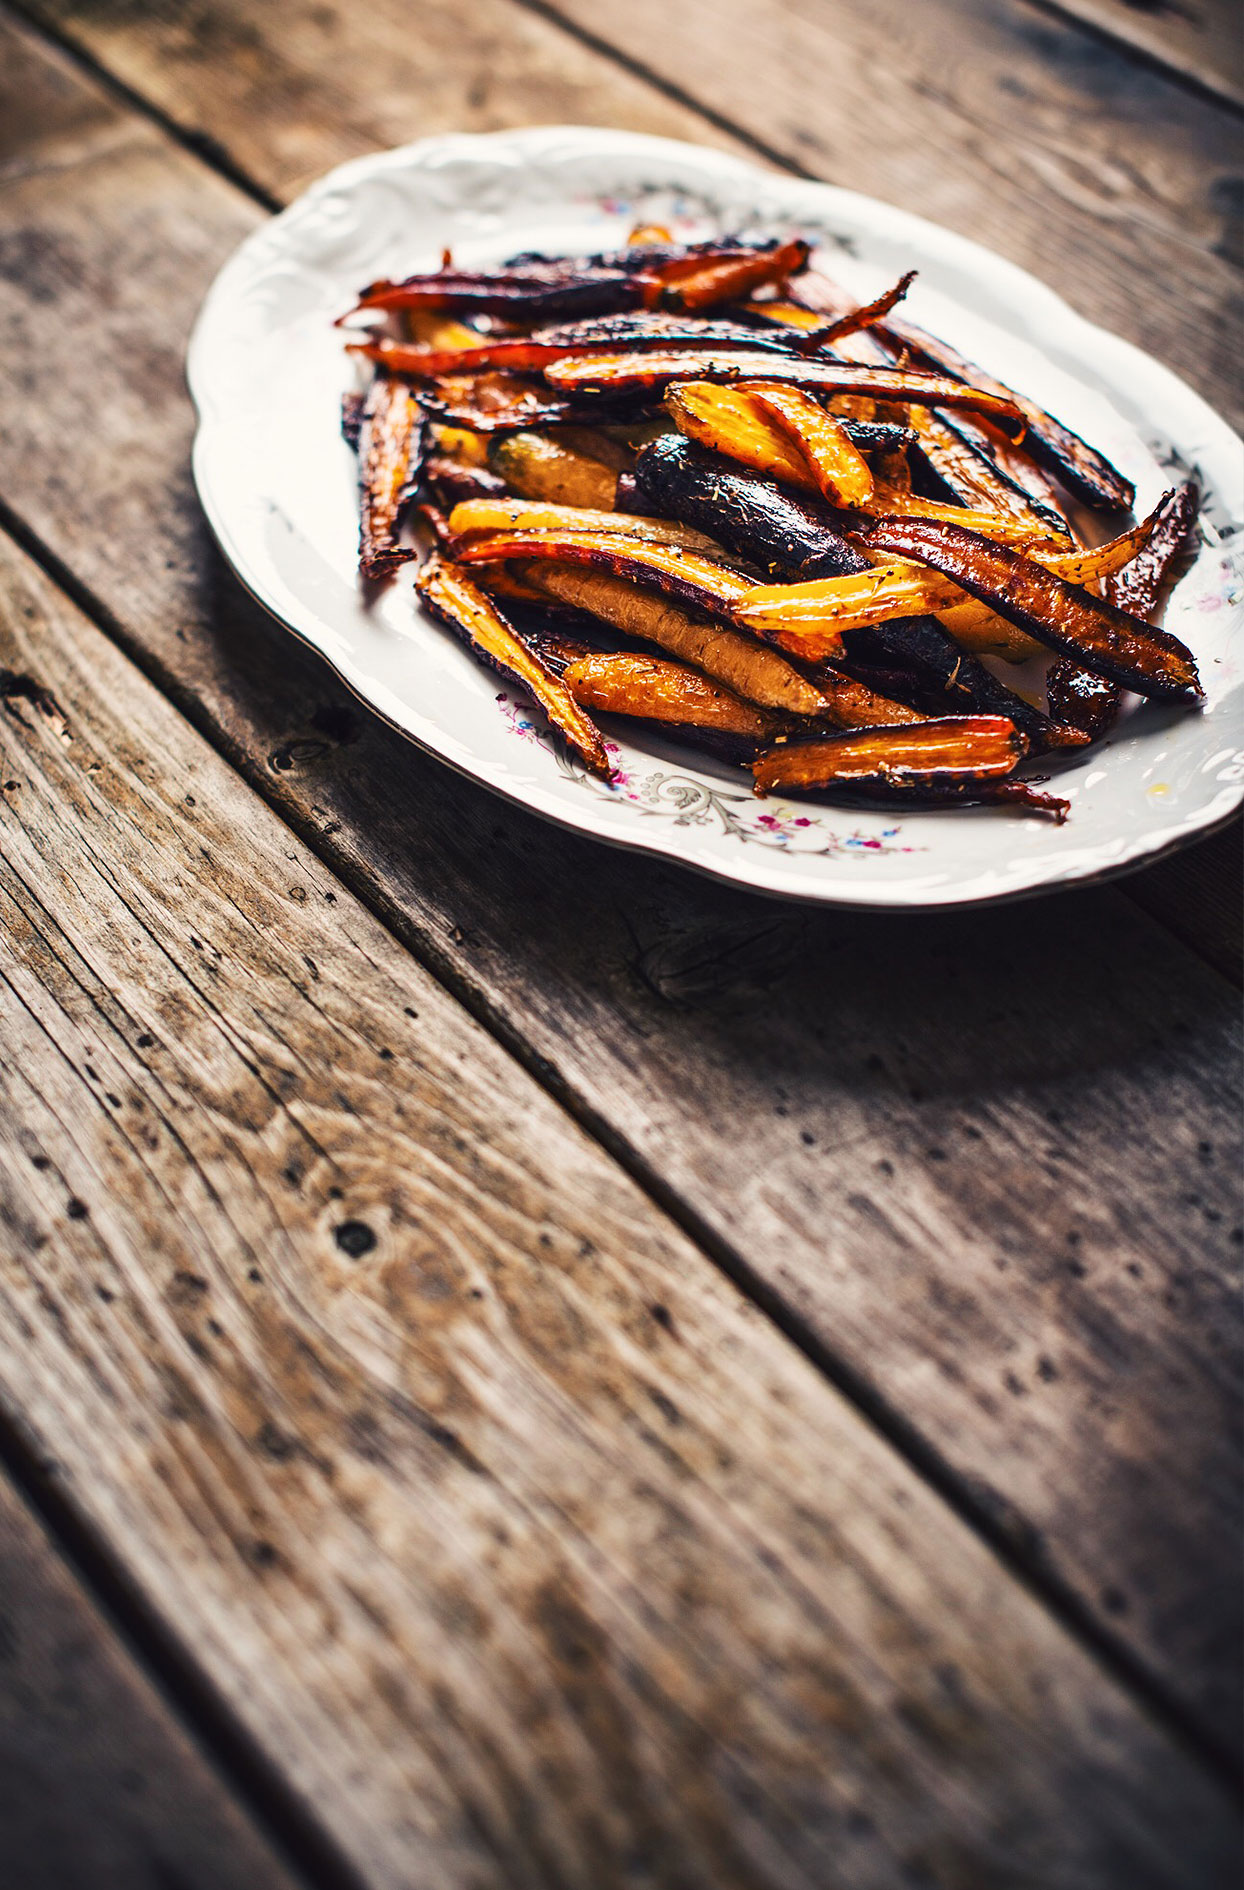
188, 127, 1243, 908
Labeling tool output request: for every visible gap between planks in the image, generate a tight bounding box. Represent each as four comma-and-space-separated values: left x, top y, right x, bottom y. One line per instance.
0, 1452, 330, 1890
1020, 0, 1244, 112
521, 0, 1244, 125
5, 0, 283, 213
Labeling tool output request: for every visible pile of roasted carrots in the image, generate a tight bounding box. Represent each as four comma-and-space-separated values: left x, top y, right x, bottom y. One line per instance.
340, 230, 1203, 820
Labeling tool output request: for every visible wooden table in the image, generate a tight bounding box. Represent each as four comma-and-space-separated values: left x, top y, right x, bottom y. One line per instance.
0, 3, 1240, 1884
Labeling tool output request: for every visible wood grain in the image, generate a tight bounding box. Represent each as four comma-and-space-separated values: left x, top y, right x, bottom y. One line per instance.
0, 1472, 305, 1890
1034, 0, 1244, 108
0, 9, 1239, 1755
13, 0, 745, 201
4, 527, 1237, 1888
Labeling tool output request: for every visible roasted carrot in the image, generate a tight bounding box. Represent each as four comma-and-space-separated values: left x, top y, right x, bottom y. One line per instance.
357, 378, 422, 578
547, 351, 1026, 433
415, 559, 613, 775
744, 383, 875, 507
860, 517, 1201, 700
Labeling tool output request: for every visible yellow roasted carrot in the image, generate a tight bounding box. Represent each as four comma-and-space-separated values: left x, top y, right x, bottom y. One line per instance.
743, 382, 874, 507
522, 565, 837, 715
561, 652, 782, 738
455, 528, 756, 616
665, 380, 815, 488
446, 496, 723, 554
415, 559, 613, 775
488, 431, 619, 509
734, 508, 1166, 661
860, 487, 1063, 548
735, 565, 951, 659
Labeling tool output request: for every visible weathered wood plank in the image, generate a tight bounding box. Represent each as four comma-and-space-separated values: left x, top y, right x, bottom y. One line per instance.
12, 0, 744, 200
4, 529, 1237, 1889
1034, 0, 1243, 108
0, 10, 1239, 1754
0, 1471, 308, 1890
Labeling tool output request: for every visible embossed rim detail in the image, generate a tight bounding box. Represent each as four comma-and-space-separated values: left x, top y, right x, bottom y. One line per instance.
188, 126, 1243, 908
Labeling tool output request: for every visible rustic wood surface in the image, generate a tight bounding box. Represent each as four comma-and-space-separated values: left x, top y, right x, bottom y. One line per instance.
0, 0, 1240, 1880
3, 527, 1235, 1887
0, 1472, 305, 1890
13, 0, 745, 200
1, 0, 1240, 1757
1123, 819, 1242, 978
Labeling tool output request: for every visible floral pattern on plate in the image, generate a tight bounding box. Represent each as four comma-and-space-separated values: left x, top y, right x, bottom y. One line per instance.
495, 693, 918, 859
